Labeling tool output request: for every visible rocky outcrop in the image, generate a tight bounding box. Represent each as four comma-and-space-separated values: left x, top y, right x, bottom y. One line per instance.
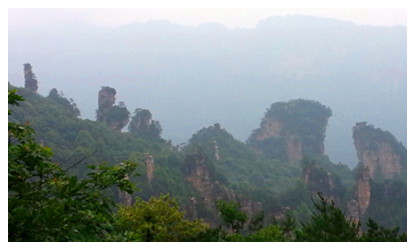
346, 165, 371, 223
346, 199, 360, 224
145, 154, 155, 186
96, 86, 130, 131
354, 166, 371, 217
302, 159, 343, 205
129, 108, 152, 132
248, 99, 331, 164
347, 124, 406, 223
213, 140, 220, 161
353, 122, 406, 181
23, 63, 38, 92
128, 108, 162, 138
182, 150, 262, 225
286, 133, 303, 164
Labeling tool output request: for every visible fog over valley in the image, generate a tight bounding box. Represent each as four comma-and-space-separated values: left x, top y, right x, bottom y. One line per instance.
8, 15, 406, 168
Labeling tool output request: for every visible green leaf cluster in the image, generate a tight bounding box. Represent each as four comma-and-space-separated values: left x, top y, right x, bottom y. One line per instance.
116, 195, 207, 241
9, 90, 139, 241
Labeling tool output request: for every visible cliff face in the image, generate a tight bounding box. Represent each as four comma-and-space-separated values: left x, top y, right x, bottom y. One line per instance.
354, 166, 371, 217
347, 165, 380, 222
182, 150, 262, 225
348, 123, 406, 223
302, 159, 344, 206
145, 154, 155, 186
353, 122, 406, 181
96, 87, 130, 131
248, 99, 331, 164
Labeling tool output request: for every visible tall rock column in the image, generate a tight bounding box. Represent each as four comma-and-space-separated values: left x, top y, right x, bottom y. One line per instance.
96, 86, 130, 131
355, 166, 371, 217
353, 122, 406, 181
349, 122, 406, 222
23, 63, 38, 92
248, 99, 332, 164
145, 154, 155, 186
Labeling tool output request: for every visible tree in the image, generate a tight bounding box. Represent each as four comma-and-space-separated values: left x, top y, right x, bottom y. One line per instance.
246, 224, 285, 242
278, 210, 296, 240
8, 89, 138, 241
129, 108, 162, 138
295, 192, 360, 242
48, 88, 80, 117
248, 211, 265, 233
115, 195, 207, 241
216, 200, 248, 233
360, 218, 406, 242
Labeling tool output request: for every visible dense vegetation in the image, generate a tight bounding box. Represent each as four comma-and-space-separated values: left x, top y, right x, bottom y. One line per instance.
8, 86, 406, 241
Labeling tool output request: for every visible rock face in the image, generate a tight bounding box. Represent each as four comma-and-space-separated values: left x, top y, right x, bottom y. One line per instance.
302, 159, 343, 206
354, 166, 371, 217
128, 108, 162, 138
346, 165, 372, 223
23, 63, 38, 92
96, 86, 130, 131
129, 109, 152, 132
145, 154, 155, 186
213, 140, 220, 161
346, 199, 360, 224
182, 150, 261, 225
248, 99, 332, 164
348, 123, 406, 222
353, 122, 406, 181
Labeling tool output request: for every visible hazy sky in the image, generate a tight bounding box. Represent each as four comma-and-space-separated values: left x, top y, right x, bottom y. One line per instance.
8, 8, 407, 30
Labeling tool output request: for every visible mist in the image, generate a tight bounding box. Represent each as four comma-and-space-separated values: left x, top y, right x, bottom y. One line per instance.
8, 13, 406, 168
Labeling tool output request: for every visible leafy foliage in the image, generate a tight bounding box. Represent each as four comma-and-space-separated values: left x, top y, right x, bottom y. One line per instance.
248, 211, 265, 233
48, 88, 80, 117
216, 200, 248, 233
8, 84, 406, 241
8, 85, 195, 206
9, 89, 138, 241
245, 224, 285, 242
116, 195, 207, 241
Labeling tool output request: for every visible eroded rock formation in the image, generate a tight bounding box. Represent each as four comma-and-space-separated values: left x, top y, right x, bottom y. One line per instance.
145, 154, 155, 186
128, 108, 162, 138
248, 99, 331, 164
302, 159, 343, 206
354, 166, 371, 217
213, 140, 220, 161
182, 150, 262, 225
347, 123, 406, 223
96, 86, 130, 131
353, 122, 406, 181
23, 63, 38, 92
